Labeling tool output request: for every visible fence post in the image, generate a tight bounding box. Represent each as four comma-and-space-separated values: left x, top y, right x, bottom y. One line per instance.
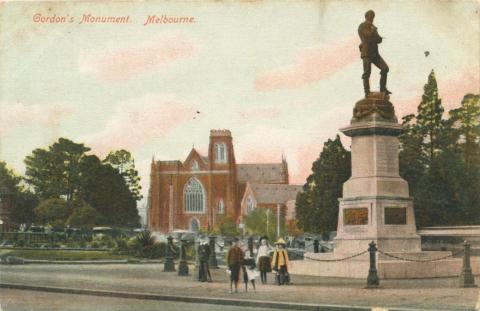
163, 235, 175, 272
459, 241, 477, 288
178, 239, 189, 276
366, 241, 379, 288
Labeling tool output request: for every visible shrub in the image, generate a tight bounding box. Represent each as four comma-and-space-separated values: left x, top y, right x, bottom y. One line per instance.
139, 243, 165, 259
34, 198, 69, 228
135, 230, 155, 247
66, 204, 101, 229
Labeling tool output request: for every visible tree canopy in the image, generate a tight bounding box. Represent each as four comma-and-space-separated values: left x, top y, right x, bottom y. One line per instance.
400, 72, 480, 226
21, 138, 141, 228
295, 135, 351, 234
104, 150, 143, 201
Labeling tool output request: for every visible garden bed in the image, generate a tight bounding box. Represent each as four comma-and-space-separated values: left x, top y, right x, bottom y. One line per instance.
0, 249, 133, 261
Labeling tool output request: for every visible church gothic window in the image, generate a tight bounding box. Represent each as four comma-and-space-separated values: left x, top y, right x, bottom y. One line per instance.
218, 199, 225, 214
215, 143, 227, 163
246, 196, 255, 213
184, 178, 205, 213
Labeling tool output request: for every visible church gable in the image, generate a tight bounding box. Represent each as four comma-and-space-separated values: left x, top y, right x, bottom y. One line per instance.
183, 148, 209, 171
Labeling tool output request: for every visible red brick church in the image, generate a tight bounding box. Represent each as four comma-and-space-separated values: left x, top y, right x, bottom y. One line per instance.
147, 129, 301, 233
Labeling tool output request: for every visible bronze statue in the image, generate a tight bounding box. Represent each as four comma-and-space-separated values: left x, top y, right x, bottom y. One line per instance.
358, 10, 391, 97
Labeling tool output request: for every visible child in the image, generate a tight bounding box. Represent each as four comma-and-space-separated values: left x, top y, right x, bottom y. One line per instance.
227, 237, 244, 293
271, 238, 290, 285
242, 243, 258, 291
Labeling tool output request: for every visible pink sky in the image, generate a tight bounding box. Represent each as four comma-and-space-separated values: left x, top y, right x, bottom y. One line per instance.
395, 68, 480, 119
0, 102, 72, 136
80, 32, 198, 83
86, 94, 196, 157
255, 37, 358, 91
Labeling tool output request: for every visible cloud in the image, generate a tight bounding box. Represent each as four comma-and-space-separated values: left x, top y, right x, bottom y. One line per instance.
237, 106, 281, 120
79, 32, 198, 83
255, 37, 358, 91
85, 94, 196, 157
0, 102, 72, 136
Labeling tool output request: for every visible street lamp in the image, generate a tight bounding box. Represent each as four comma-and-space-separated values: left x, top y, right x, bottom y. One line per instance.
277, 204, 280, 239
266, 209, 270, 238
0, 187, 11, 231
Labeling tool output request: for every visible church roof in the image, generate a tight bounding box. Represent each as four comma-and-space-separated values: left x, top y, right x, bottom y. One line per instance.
237, 163, 286, 183
248, 183, 302, 204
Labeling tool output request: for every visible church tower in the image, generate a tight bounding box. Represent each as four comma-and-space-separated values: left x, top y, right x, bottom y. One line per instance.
208, 130, 238, 222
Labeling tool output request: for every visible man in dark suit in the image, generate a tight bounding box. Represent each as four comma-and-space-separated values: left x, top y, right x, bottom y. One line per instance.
227, 237, 244, 293
358, 10, 391, 97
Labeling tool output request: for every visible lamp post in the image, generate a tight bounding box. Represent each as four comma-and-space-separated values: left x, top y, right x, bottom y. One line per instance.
266, 209, 270, 238
163, 235, 175, 272
276, 204, 280, 239
459, 241, 477, 288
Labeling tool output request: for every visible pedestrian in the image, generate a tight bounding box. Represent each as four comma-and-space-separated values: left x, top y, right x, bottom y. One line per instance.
227, 237, 244, 293
256, 236, 272, 284
198, 241, 212, 282
242, 242, 258, 291
271, 238, 290, 285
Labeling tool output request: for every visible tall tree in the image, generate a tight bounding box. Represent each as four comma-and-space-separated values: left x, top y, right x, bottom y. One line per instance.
295, 135, 351, 233
448, 94, 480, 224
24, 138, 90, 205
416, 70, 445, 162
103, 150, 143, 201
0, 161, 38, 225
399, 114, 427, 188
79, 155, 140, 227
449, 94, 480, 171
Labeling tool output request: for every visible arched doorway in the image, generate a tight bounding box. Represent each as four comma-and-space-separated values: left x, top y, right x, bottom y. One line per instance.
190, 218, 200, 232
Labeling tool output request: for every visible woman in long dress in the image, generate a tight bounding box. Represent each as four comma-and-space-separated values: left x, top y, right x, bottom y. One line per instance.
256, 236, 272, 284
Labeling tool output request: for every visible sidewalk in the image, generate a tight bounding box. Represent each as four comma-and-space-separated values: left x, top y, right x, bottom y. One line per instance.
0, 263, 477, 310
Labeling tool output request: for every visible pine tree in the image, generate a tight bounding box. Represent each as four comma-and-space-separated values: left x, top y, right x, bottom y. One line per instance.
416, 70, 445, 162
448, 94, 480, 224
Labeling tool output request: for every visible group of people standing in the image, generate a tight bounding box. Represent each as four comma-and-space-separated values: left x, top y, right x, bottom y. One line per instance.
227, 236, 291, 293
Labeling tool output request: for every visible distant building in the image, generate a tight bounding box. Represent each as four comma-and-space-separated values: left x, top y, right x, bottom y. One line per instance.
147, 129, 302, 233
240, 183, 302, 218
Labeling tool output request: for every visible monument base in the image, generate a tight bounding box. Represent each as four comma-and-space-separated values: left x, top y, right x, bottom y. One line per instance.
290, 251, 478, 279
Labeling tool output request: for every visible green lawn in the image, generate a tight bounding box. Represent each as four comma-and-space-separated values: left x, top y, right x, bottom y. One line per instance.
0, 249, 134, 261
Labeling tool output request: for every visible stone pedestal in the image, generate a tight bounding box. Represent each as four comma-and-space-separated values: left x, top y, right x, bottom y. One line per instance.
290, 93, 474, 279
335, 93, 420, 254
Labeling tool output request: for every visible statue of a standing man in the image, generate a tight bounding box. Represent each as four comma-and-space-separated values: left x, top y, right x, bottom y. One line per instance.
358, 10, 391, 97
